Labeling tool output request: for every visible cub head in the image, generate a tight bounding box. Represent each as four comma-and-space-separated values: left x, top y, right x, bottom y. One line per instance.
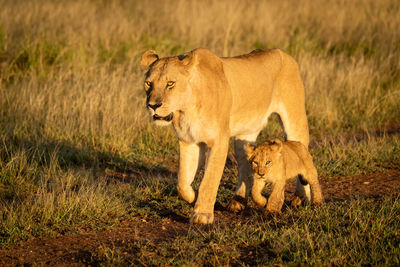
141, 50, 198, 126
244, 139, 283, 179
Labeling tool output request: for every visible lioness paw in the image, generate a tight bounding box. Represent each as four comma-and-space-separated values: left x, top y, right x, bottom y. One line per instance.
291, 196, 302, 207
191, 212, 214, 225
312, 196, 324, 206
177, 185, 196, 204
301, 197, 311, 206
227, 196, 246, 212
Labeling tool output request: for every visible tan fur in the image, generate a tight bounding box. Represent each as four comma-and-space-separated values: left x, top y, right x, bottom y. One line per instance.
245, 140, 323, 213
141, 48, 310, 224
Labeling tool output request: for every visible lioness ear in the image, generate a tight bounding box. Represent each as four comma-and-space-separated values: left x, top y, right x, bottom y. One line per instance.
177, 50, 198, 67
270, 139, 283, 153
141, 50, 159, 69
244, 143, 255, 159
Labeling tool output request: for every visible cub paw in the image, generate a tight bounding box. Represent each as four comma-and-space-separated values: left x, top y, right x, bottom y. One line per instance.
226, 196, 246, 212
191, 212, 214, 225
265, 205, 282, 214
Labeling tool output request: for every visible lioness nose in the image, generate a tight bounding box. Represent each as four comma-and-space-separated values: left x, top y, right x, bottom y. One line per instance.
148, 102, 162, 111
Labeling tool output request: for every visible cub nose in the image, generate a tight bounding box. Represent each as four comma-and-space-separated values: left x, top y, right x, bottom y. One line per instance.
148, 102, 162, 111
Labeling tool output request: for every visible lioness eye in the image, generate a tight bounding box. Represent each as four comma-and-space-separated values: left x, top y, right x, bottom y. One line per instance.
166, 81, 175, 88
265, 160, 271, 166
144, 81, 151, 88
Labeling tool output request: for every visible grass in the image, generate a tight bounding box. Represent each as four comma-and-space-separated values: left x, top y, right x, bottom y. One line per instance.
109, 196, 400, 266
0, 0, 399, 265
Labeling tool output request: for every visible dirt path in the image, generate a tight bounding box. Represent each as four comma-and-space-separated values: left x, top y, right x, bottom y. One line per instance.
1, 170, 399, 266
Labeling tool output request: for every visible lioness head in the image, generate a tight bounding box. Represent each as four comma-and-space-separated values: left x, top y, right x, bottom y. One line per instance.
140, 50, 198, 126
244, 139, 283, 179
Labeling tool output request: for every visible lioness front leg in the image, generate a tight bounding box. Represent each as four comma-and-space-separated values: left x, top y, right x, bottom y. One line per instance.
192, 137, 229, 224
227, 136, 257, 212
177, 141, 201, 204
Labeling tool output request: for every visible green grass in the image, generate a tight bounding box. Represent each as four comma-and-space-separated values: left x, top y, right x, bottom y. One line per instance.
0, 0, 400, 265
53, 185, 400, 266
125, 196, 400, 266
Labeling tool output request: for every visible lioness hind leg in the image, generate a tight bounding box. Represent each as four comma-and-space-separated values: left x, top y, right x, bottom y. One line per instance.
276, 104, 311, 204
227, 135, 258, 212
291, 196, 302, 207
191, 212, 214, 225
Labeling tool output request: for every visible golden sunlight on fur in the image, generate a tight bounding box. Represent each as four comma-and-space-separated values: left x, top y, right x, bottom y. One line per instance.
141, 48, 310, 224
245, 139, 323, 214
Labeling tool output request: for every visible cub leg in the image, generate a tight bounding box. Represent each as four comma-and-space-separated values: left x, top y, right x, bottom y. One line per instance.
251, 178, 267, 208
301, 168, 324, 205
192, 136, 230, 224
295, 178, 311, 205
266, 179, 286, 213
227, 135, 258, 212
177, 141, 201, 204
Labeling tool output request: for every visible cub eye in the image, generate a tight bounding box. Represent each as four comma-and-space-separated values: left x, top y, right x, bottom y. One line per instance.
265, 160, 272, 166
166, 81, 175, 88
252, 161, 259, 166
144, 81, 152, 89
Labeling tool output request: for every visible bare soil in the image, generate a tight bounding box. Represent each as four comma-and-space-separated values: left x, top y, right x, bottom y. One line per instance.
1, 169, 399, 266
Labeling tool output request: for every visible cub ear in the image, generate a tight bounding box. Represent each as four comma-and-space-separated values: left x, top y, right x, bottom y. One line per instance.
244, 143, 255, 160
141, 50, 159, 69
269, 139, 283, 153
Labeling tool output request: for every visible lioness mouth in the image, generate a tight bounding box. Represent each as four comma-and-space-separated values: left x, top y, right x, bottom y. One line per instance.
153, 113, 173, 122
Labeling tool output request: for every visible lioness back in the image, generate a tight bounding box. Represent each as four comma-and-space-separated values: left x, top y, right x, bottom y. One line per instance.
221, 49, 306, 139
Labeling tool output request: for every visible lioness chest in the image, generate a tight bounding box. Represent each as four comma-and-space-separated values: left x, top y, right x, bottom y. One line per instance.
172, 111, 219, 144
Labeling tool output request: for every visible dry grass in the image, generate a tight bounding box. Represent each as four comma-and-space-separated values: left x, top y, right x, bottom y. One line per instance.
0, 0, 399, 264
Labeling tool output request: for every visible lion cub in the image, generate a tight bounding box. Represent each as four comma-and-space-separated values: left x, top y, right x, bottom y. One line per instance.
245, 139, 323, 213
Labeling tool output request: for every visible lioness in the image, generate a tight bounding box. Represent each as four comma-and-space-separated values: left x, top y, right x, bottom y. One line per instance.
141, 48, 310, 224
245, 139, 323, 213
